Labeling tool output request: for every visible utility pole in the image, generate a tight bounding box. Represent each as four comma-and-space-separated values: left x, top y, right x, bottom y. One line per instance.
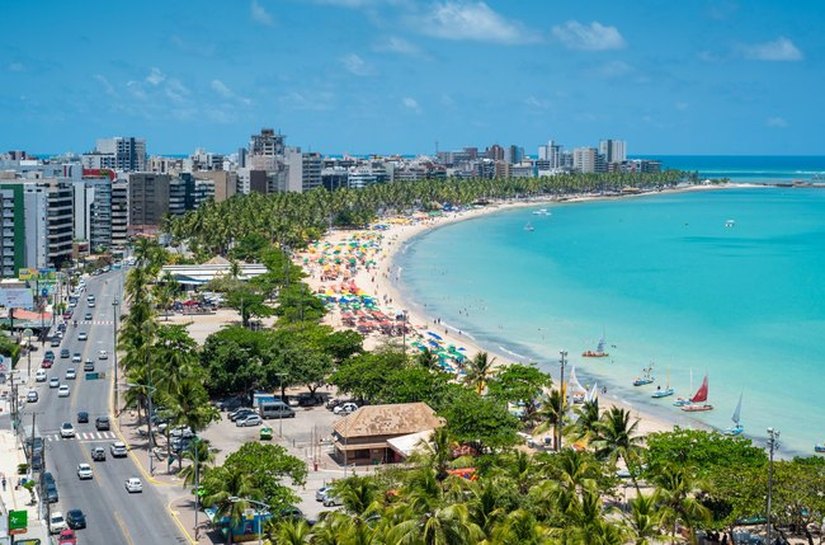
558, 350, 567, 451
766, 428, 780, 545
275, 372, 287, 438
112, 298, 119, 415
193, 438, 201, 538
144, 321, 155, 476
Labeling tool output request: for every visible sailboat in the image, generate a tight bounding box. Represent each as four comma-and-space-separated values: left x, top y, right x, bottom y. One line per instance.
673, 369, 693, 407
651, 369, 674, 398
582, 332, 609, 358
723, 392, 744, 435
524, 222, 535, 232
568, 367, 588, 404
632, 364, 655, 386
532, 208, 551, 216
681, 374, 713, 412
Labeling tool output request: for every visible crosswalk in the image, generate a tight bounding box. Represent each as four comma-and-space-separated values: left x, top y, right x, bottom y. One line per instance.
76, 320, 113, 326
44, 431, 117, 442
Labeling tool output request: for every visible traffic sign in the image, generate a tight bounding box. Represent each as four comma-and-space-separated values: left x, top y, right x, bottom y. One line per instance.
85, 372, 100, 380
8, 509, 27, 531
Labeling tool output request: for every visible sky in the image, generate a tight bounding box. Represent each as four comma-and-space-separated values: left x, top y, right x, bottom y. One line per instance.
0, 0, 822, 156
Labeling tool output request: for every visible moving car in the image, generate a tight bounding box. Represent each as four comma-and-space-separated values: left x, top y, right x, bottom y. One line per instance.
236, 414, 263, 427
77, 411, 89, 423
58, 385, 70, 397
72, 353, 81, 363
66, 509, 87, 529
44, 350, 55, 361
84, 312, 93, 320
95, 416, 110, 430
60, 348, 70, 358
49, 512, 67, 534
41, 359, 53, 369
125, 477, 143, 493
60, 422, 75, 438
26, 390, 39, 402
49, 377, 60, 388
77, 331, 88, 341
111, 441, 128, 457
76, 463, 93, 480
83, 359, 95, 372
36, 369, 47, 382
50, 337, 61, 347
98, 349, 108, 360
65, 368, 76, 380
91, 447, 106, 461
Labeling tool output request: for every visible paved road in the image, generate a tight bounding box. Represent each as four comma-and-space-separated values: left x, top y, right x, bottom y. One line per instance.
20, 270, 188, 544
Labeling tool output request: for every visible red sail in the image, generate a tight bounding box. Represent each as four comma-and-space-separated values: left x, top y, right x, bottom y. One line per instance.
690, 375, 709, 403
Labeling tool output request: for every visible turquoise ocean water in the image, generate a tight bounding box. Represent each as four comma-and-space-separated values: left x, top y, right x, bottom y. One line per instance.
396, 184, 825, 456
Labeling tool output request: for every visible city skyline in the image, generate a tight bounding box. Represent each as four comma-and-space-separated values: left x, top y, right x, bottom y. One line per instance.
1, 0, 822, 155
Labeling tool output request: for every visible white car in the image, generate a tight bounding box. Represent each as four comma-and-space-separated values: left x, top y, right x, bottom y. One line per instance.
111, 441, 128, 457
36, 369, 47, 382
60, 422, 75, 438
49, 511, 67, 534
65, 368, 77, 380
333, 402, 359, 415
322, 489, 344, 507
77, 463, 93, 480
98, 349, 108, 360
236, 414, 262, 427
49, 377, 60, 388
125, 477, 143, 493
78, 331, 88, 341
58, 385, 70, 397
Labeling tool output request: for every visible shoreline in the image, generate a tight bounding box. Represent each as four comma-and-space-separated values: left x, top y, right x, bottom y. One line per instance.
298, 183, 759, 442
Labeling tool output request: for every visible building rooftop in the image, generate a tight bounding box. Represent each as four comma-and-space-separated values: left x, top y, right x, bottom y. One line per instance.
333, 402, 443, 439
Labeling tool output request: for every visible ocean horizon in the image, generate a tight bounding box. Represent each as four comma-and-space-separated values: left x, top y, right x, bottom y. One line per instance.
396, 184, 825, 457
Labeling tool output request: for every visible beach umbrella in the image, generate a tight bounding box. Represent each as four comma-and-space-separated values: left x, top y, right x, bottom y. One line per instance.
428, 331, 444, 341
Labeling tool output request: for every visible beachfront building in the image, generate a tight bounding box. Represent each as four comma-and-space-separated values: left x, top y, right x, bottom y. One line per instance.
332, 402, 444, 465
573, 147, 599, 173
599, 139, 627, 165
87, 136, 147, 172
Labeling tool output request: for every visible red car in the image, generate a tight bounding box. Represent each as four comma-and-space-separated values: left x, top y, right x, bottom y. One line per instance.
41, 359, 53, 369
58, 528, 77, 544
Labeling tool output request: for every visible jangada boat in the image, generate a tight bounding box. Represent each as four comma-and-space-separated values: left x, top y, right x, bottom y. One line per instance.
652, 369, 674, 398
583, 334, 609, 358
632, 364, 654, 387
815, 444, 825, 453
723, 392, 744, 436
681, 374, 713, 412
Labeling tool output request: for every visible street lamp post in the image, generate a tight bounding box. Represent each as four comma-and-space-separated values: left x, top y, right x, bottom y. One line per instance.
766, 428, 780, 545
112, 298, 119, 415
127, 380, 157, 476
275, 372, 287, 438
558, 350, 567, 451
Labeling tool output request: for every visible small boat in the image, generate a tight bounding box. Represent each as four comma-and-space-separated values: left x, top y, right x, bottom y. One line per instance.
532, 208, 551, 216
632, 365, 655, 387
815, 444, 825, 453
725, 219, 735, 228
673, 369, 693, 406
681, 374, 713, 412
582, 334, 609, 358
524, 222, 535, 232
568, 367, 588, 404
652, 370, 674, 398
723, 392, 744, 436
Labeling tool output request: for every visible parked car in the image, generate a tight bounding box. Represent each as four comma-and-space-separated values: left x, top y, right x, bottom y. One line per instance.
236, 414, 263, 427
76, 463, 93, 480
58, 528, 78, 544
229, 408, 256, 422
316, 486, 332, 501
298, 392, 327, 407
333, 402, 359, 415
111, 441, 128, 457
217, 397, 246, 411
91, 447, 106, 461
95, 416, 110, 430
66, 509, 86, 529
125, 477, 143, 493
260, 427, 273, 440
260, 402, 295, 419
326, 398, 343, 411
322, 489, 344, 507
49, 512, 67, 534
77, 411, 89, 423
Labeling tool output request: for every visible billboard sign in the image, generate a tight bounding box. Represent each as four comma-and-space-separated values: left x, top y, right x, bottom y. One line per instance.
0, 288, 34, 309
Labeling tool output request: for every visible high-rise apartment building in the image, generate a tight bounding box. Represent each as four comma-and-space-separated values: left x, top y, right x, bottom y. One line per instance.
573, 147, 598, 173
249, 128, 285, 157
0, 184, 25, 278
599, 139, 627, 164
93, 137, 147, 171
128, 173, 171, 233
285, 148, 323, 192
111, 179, 129, 248
72, 178, 113, 252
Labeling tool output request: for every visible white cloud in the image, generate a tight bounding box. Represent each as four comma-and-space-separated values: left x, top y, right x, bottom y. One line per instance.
341, 53, 374, 76
552, 20, 625, 51
94, 74, 117, 96
279, 90, 336, 111
414, 2, 539, 44
402, 96, 421, 113
164, 79, 190, 102
126, 81, 148, 100
251, 0, 273, 26
211, 79, 234, 98
593, 60, 632, 78
145, 67, 166, 86
524, 96, 550, 110
374, 36, 421, 56
766, 116, 788, 128
741, 37, 802, 61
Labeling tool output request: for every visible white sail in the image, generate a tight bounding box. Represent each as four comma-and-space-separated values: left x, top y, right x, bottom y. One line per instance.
731, 392, 743, 425
596, 336, 605, 353
586, 382, 599, 402
568, 366, 587, 395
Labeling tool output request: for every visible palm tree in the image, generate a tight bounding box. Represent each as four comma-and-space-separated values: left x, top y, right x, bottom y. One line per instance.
177, 438, 215, 488
387, 503, 484, 545
201, 466, 263, 544
331, 476, 382, 518
652, 464, 711, 545
416, 348, 440, 372
408, 427, 454, 482
533, 388, 567, 451
267, 518, 311, 545
570, 397, 601, 444
591, 407, 644, 489
463, 352, 496, 395
626, 493, 660, 545
489, 509, 552, 545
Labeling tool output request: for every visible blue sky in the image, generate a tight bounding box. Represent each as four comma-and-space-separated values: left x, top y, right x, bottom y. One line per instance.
0, 0, 821, 156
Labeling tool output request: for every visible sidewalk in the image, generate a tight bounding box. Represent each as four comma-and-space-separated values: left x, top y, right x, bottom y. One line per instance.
0, 424, 51, 544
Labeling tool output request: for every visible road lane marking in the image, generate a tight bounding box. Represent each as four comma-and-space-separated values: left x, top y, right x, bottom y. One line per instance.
114, 511, 137, 545
168, 496, 198, 545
